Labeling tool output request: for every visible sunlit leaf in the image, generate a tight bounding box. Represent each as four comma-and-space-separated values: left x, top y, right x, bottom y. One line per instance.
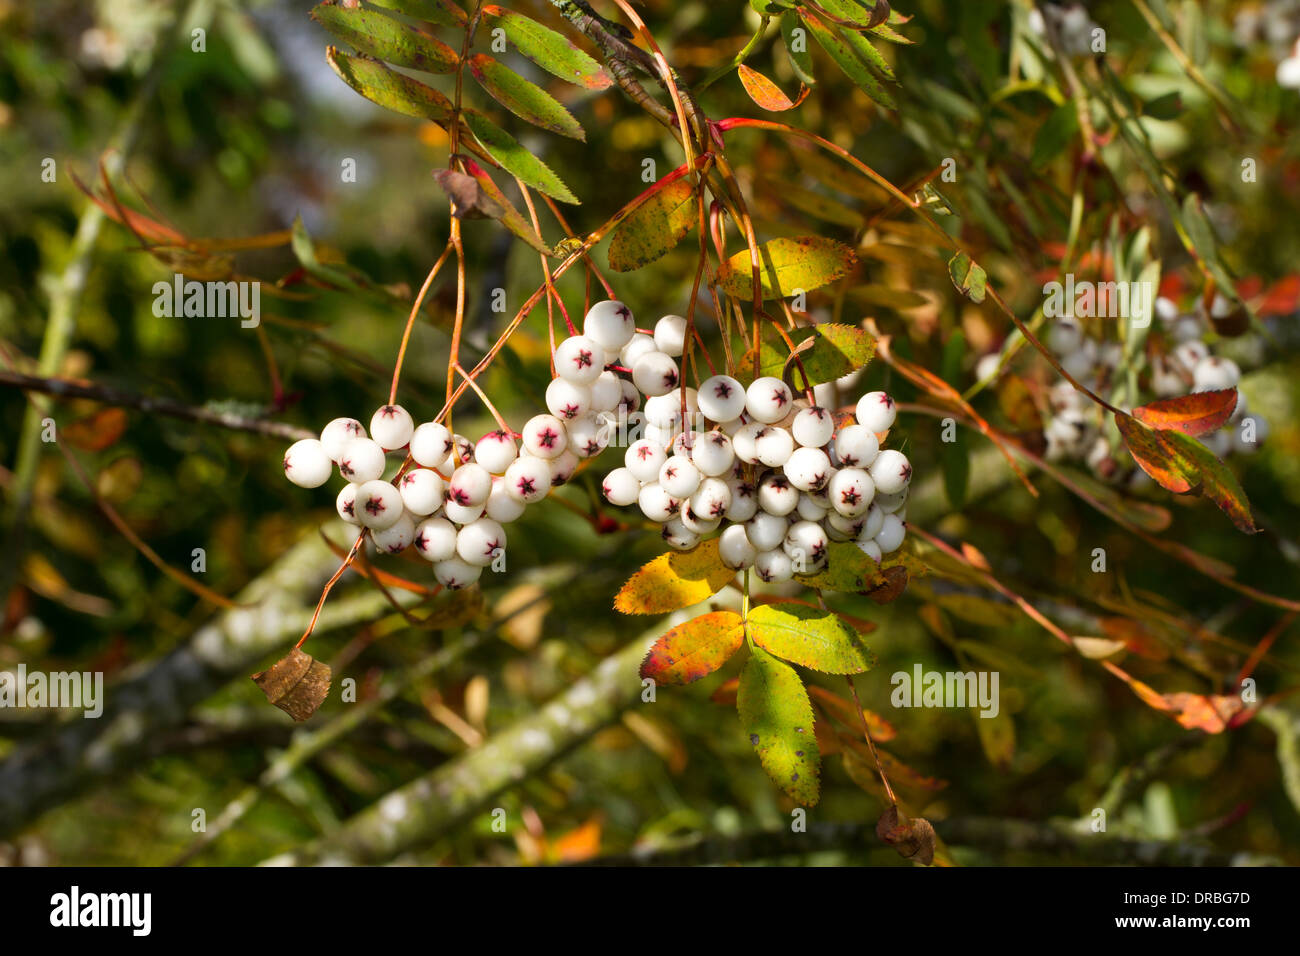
797, 542, 924, 596
1115, 412, 1257, 533
614, 538, 735, 614
639, 610, 745, 684
608, 176, 697, 272
737, 63, 805, 111
780, 12, 817, 87
251, 649, 331, 722
947, 251, 987, 303
481, 5, 612, 90
717, 236, 856, 300
311, 2, 458, 74
326, 46, 454, 121
369, 0, 465, 28
738, 646, 820, 805
749, 603, 875, 674
468, 54, 584, 140
1131, 388, 1237, 437
434, 161, 554, 256
801, 11, 896, 109
463, 110, 578, 203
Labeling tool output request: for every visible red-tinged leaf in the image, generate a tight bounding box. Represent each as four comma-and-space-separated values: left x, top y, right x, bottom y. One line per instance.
807, 685, 896, 740
1116, 412, 1258, 533
876, 805, 936, 866
62, 407, 128, 451
607, 175, 697, 272
640, 610, 744, 685
716, 236, 857, 300
1097, 617, 1169, 661
738, 647, 820, 805
1132, 388, 1238, 437
614, 538, 735, 615
748, 604, 875, 674
1258, 275, 1300, 317
481, 5, 611, 90
311, 2, 458, 74
1163, 693, 1248, 733
434, 164, 554, 256
737, 63, 807, 111
468, 54, 585, 141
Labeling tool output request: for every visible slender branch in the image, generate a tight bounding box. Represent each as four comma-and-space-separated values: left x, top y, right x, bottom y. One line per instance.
0, 370, 313, 441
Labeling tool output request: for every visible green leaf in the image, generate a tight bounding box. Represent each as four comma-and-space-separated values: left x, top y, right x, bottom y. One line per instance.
797, 542, 924, 594
717, 236, 856, 300
1181, 193, 1241, 307
801, 12, 897, 109
743, 323, 876, 386
738, 647, 820, 805
942, 438, 970, 510
780, 12, 817, 86
368, 0, 466, 27
948, 251, 987, 303
468, 54, 585, 140
312, 2, 458, 73
640, 611, 745, 684
434, 161, 554, 256
749, 604, 875, 674
325, 46, 454, 122
481, 5, 612, 90
462, 110, 578, 204
1031, 101, 1079, 170
608, 176, 697, 272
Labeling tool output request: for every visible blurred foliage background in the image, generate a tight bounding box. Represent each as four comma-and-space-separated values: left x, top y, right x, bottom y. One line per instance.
1, 0, 1299, 866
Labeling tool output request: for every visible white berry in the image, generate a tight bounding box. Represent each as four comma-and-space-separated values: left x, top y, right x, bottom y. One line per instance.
659, 455, 701, 499
443, 499, 485, 525
856, 538, 883, 563
336, 483, 361, 525
875, 513, 906, 553
625, 438, 667, 483
653, 314, 688, 357
522, 414, 568, 459
354, 479, 404, 530
724, 478, 759, 522
338, 437, 386, 484
783, 520, 828, 569
691, 430, 735, 477
632, 351, 680, 397
474, 430, 518, 474
320, 418, 365, 461
855, 391, 897, 433
689, 477, 731, 521
829, 467, 874, 517
371, 511, 415, 554
834, 424, 880, 468
661, 518, 700, 551
448, 462, 492, 508
549, 450, 579, 486
746, 511, 788, 552
456, 517, 506, 567
434, 557, 482, 590
719, 524, 757, 570
555, 335, 605, 385
410, 422, 453, 469
784, 446, 832, 491
791, 407, 834, 448
602, 467, 641, 507
620, 333, 658, 369
754, 548, 793, 583
399, 468, 444, 516
283, 438, 332, 488
697, 375, 747, 422
504, 455, 551, 503
567, 414, 612, 458
584, 299, 636, 350
754, 426, 795, 468
638, 482, 680, 522
869, 449, 912, 495
745, 376, 794, 424
546, 378, 592, 421
589, 371, 622, 413
414, 516, 458, 562
485, 479, 526, 523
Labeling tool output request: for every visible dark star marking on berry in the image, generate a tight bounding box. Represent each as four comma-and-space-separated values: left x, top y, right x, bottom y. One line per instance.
636, 445, 655, 460
450, 487, 472, 506
575, 349, 594, 370
710, 432, 728, 446
811, 471, 827, 488
538, 428, 559, 449
582, 440, 599, 456
339, 459, 355, 478
562, 403, 580, 419
283, 456, 292, 471
840, 488, 861, 506
770, 476, 790, 491
664, 465, 678, 480
713, 381, 734, 399
708, 500, 725, 517
415, 531, 429, 551
342, 499, 355, 517
365, 497, 387, 516
516, 476, 537, 497
771, 388, 788, 407
811, 541, 827, 562
662, 370, 679, 389
379, 405, 400, 418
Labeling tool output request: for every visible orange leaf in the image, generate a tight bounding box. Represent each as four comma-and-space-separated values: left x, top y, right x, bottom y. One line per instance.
1132, 388, 1238, 437
737, 63, 807, 111
639, 610, 744, 684
62, 407, 128, 451
710, 676, 739, 705
807, 685, 896, 740
614, 539, 735, 615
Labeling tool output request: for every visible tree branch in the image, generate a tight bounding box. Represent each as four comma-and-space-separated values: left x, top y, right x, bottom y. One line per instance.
0, 370, 313, 441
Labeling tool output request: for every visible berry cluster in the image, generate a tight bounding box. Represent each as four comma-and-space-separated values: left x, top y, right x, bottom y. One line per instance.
1035, 296, 1267, 481
601, 364, 912, 580
282, 400, 571, 590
